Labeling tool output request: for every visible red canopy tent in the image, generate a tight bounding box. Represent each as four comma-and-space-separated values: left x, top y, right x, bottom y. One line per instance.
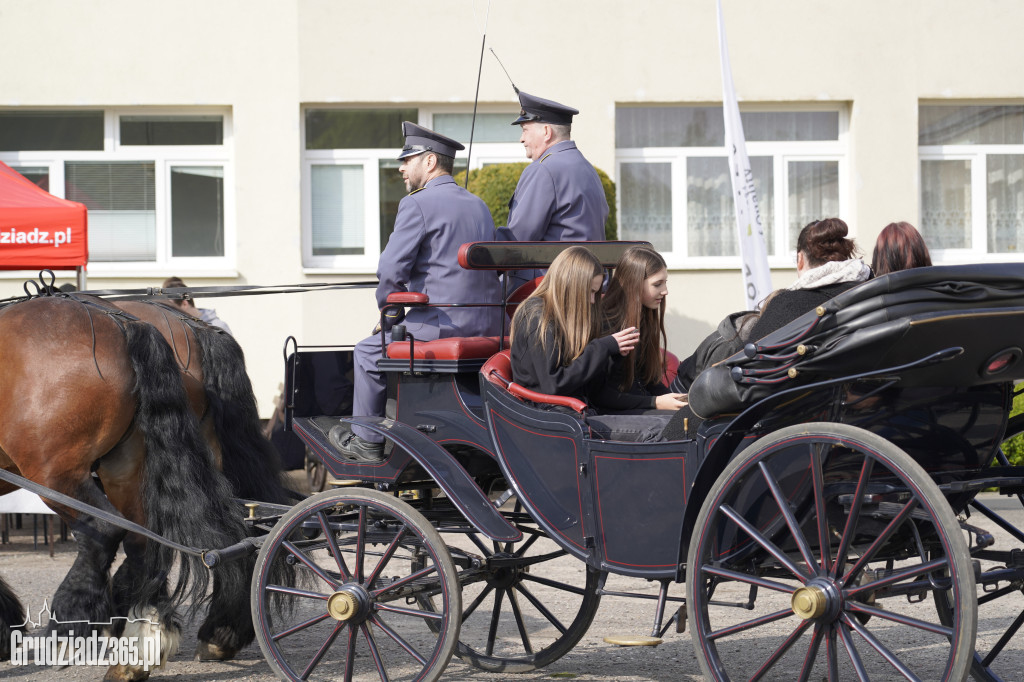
0, 161, 88, 285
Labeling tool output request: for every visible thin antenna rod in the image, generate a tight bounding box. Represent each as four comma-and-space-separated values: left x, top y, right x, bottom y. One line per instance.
490, 48, 519, 94
464, 0, 492, 190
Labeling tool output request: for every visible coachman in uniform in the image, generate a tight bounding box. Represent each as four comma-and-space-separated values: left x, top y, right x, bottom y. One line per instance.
506, 91, 609, 283
331, 122, 502, 462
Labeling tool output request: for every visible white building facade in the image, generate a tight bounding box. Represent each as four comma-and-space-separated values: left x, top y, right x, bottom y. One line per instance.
1, 0, 1021, 414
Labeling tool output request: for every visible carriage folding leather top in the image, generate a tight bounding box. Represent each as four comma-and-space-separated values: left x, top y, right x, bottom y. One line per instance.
689, 263, 1024, 418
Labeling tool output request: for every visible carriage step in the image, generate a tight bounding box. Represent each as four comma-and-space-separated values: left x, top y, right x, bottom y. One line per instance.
603, 635, 662, 647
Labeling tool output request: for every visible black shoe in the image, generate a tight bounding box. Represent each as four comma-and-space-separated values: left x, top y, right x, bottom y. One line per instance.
328, 426, 385, 463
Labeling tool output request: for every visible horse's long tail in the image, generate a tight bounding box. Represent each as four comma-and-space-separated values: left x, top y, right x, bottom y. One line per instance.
123, 318, 249, 614
192, 325, 293, 505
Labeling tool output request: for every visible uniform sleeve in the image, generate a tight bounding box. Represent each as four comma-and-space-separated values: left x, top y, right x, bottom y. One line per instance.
506, 163, 557, 241
375, 198, 425, 310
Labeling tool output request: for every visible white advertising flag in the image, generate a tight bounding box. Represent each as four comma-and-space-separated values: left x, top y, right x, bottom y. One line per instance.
717, 0, 772, 309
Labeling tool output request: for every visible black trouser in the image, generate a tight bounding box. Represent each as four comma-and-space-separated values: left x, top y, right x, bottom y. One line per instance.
587, 411, 675, 443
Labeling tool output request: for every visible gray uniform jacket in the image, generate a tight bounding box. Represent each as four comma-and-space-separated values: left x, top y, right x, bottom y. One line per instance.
506, 140, 609, 242
376, 174, 503, 340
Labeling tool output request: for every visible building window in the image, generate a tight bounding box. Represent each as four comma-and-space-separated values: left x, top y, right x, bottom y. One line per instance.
615, 105, 845, 267
302, 107, 521, 271
0, 108, 232, 274
919, 104, 1024, 258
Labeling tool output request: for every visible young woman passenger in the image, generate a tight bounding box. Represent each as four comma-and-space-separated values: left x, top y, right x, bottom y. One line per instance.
672, 218, 869, 393
509, 246, 672, 442
744, 217, 871, 341
596, 245, 686, 413
871, 221, 932, 276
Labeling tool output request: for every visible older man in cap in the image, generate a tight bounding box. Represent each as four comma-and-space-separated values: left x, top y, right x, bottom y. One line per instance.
331, 122, 502, 462
507, 92, 608, 241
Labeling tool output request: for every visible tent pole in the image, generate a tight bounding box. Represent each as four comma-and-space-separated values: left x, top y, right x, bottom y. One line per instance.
76, 266, 86, 290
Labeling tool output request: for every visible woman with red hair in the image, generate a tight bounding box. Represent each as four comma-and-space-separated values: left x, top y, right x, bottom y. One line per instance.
871, 221, 932, 276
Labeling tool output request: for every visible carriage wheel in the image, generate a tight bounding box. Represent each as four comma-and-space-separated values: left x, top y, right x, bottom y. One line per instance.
251, 488, 460, 681
686, 422, 976, 682
931, 413, 1024, 682
304, 447, 327, 493
418, 500, 602, 672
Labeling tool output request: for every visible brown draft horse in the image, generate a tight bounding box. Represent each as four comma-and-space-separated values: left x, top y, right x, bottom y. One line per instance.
0, 295, 253, 681
111, 296, 296, 660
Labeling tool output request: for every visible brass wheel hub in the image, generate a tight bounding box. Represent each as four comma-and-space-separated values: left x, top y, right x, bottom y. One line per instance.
791, 585, 827, 620
327, 591, 360, 621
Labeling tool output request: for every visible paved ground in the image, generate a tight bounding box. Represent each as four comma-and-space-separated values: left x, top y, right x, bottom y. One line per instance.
1, 483, 1024, 680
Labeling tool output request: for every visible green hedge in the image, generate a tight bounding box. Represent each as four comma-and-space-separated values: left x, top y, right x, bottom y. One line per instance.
1002, 390, 1024, 465
454, 162, 617, 240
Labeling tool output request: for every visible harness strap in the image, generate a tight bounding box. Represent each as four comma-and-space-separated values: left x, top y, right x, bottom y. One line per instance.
0, 467, 205, 558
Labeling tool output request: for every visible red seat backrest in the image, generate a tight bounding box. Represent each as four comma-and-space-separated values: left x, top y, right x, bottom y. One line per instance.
481, 349, 513, 387
663, 350, 680, 386
480, 349, 587, 414
506, 276, 544, 319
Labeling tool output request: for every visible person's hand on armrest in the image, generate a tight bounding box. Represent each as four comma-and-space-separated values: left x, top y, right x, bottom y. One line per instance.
655, 393, 688, 411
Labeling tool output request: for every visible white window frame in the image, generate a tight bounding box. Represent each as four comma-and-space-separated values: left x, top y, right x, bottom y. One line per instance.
615, 104, 849, 270
918, 143, 1024, 263
301, 105, 521, 274
0, 107, 235, 278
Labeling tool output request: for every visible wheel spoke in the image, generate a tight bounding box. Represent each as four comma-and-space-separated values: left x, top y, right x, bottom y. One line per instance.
365, 524, 408, 587
841, 497, 920, 584
707, 608, 795, 641
836, 620, 872, 682
467, 532, 493, 556
521, 572, 589, 596
700, 564, 797, 595
513, 532, 540, 558
375, 602, 445, 621
846, 601, 953, 637
749, 617, 813, 682
832, 457, 875, 579
355, 505, 366, 583
515, 583, 568, 634
845, 555, 952, 600
282, 539, 341, 589
486, 588, 506, 656
841, 613, 922, 681
809, 441, 832, 573
266, 584, 330, 601
796, 625, 826, 682
461, 583, 495, 622
360, 623, 388, 681
370, 614, 428, 666
319, 510, 352, 580
301, 620, 346, 680
983, 607, 1024, 666
344, 626, 356, 682
826, 626, 839, 682
271, 612, 333, 641
758, 461, 820, 575
507, 587, 534, 655
719, 503, 812, 581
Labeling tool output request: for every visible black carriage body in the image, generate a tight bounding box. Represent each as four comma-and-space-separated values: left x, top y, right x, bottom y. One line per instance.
286, 254, 1024, 576
480, 377, 701, 579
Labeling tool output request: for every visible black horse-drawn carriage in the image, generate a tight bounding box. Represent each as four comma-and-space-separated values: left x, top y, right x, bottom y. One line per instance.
4, 242, 1024, 680
251, 241, 1024, 681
